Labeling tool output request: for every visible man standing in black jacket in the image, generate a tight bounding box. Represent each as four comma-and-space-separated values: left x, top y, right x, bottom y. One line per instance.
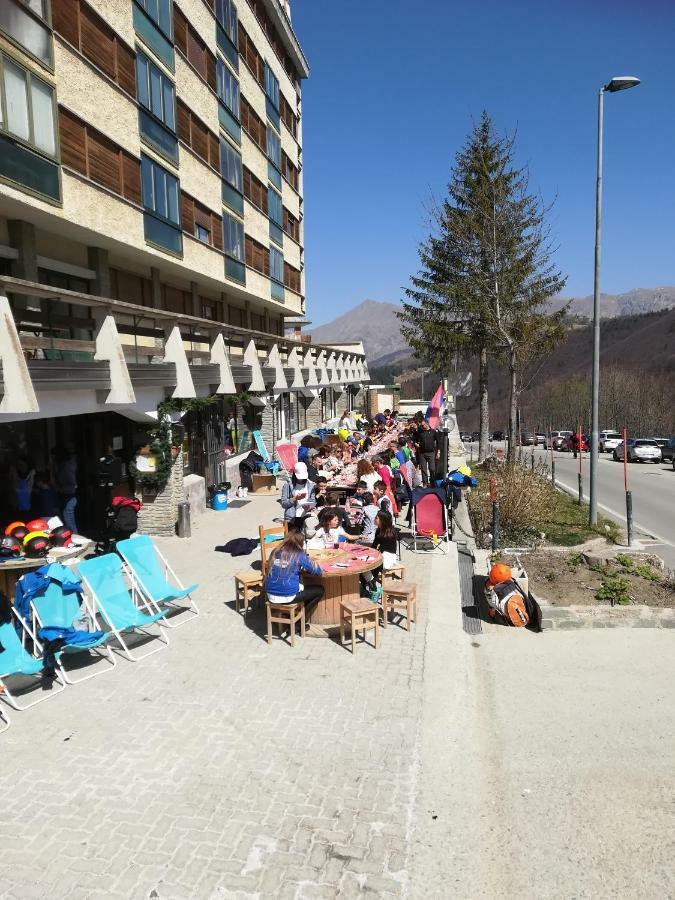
417, 421, 439, 486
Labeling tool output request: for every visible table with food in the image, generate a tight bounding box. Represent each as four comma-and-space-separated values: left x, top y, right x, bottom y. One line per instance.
302, 545, 383, 626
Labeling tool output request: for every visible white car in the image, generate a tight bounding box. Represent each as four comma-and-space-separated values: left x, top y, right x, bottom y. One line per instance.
598, 431, 622, 453
549, 430, 572, 450
614, 439, 662, 463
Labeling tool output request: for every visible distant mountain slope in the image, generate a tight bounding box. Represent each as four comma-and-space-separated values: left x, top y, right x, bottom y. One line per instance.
549, 286, 675, 320
310, 300, 408, 366
311, 289, 675, 368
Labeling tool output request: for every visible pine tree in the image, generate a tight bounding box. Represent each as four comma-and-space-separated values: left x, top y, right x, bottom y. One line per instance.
398, 112, 567, 463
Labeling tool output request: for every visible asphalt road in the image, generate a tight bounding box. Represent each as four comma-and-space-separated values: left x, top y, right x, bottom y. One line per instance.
533, 446, 675, 568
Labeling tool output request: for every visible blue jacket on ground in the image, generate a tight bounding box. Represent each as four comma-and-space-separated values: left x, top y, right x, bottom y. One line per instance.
265, 551, 322, 597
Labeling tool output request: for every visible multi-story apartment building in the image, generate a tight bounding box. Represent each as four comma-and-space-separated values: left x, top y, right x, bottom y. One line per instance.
0, 0, 368, 533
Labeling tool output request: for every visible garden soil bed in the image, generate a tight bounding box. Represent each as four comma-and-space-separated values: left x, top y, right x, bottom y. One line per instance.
504, 549, 675, 608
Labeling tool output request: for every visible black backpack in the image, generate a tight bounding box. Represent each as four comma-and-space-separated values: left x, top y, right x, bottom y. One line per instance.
110, 497, 141, 535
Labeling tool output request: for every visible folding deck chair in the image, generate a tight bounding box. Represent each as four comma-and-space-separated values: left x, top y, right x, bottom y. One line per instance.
0, 617, 66, 710
252, 430, 281, 475
77, 554, 170, 661
407, 486, 452, 553
31, 580, 116, 684
275, 442, 298, 475
116, 535, 199, 627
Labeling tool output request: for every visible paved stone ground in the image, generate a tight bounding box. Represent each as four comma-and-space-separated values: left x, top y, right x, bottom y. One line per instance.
0, 494, 443, 900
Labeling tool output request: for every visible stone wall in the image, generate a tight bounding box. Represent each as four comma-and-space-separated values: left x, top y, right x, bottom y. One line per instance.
136, 451, 184, 537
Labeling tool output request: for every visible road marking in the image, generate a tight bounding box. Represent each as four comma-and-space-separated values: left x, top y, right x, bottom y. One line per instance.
554, 478, 675, 550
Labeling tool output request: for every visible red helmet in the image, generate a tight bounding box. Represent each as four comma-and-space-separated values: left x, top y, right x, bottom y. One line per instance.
27, 518, 50, 533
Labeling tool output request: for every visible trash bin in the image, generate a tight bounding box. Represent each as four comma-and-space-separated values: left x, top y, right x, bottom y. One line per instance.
177, 501, 191, 538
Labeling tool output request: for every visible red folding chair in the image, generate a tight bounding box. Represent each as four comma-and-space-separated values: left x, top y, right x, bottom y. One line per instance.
409, 487, 451, 553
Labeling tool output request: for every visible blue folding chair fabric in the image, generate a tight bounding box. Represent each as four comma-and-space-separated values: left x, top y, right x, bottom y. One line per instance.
116, 535, 199, 627
253, 430, 280, 475
32, 581, 115, 684
0, 620, 65, 709
77, 554, 169, 661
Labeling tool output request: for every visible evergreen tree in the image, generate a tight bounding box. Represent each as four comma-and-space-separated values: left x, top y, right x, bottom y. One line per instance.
398, 112, 567, 462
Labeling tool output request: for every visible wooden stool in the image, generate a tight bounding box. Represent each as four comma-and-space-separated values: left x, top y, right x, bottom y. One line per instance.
339, 599, 380, 654
381, 582, 417, 631
382, 562, 407, 583
234, 571, 263, 615
266, 600, 305, 646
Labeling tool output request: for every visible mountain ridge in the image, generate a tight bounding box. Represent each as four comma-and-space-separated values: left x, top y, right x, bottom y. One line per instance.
311, 288, 675, 367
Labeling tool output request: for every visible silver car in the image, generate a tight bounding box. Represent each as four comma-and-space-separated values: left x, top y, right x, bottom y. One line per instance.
615, 439, 662, 463
599, 431, 622, 453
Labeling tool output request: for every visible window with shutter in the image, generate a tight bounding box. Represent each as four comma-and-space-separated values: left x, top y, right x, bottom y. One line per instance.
176, 98, 219, 173
52, 0, 79, 46
181, 192, 195, 236
81, 4, 116, 80
173, 5, 187, 54
58, 107, 87, 174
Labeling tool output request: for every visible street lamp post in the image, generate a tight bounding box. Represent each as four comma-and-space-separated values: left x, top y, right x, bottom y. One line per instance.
589, 75, 640, 526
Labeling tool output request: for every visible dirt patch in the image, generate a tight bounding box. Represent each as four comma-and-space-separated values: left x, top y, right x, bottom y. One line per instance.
504, 549, 675, 608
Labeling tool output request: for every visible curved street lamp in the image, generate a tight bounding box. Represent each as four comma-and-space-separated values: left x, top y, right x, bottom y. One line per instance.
589, 75, 640, 526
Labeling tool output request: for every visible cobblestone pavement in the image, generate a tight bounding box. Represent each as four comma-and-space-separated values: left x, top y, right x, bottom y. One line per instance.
0, 495, 445, 900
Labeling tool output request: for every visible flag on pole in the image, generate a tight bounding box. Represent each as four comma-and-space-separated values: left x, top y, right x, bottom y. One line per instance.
425, 383, 446, 429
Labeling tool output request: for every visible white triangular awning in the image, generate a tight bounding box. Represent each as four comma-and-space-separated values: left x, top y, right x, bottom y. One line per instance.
210, 332, 236, 395
243, 339, 266, 391
288, 347, 305, 388
266, 343, 288, 390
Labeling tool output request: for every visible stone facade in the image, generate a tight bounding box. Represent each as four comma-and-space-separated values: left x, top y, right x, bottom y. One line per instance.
136, 451, 185, 537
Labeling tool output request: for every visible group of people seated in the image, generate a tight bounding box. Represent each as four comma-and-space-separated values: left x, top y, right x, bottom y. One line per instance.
266, 408, 438, 613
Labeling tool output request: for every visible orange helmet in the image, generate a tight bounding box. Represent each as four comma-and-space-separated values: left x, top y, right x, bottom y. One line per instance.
489, 563, 512, 585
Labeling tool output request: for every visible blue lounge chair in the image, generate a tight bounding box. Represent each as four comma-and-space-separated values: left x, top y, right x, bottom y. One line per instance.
31, 581, 116, 684
253, 430, 280, 476
0, 617, 66, 710
116, 535, 199, 627
77, 554, 170, 661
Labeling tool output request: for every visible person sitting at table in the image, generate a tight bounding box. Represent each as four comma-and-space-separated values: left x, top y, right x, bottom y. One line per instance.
265, 531, 325, 617
359, 492, 379, 546
325, 491, 349, 528
351, 480, 367, 507
372, 480, 393, 517
361, 510, 399, 601
280, 462, 316, 532
308, 508, 359, 549
356, 459, 379, 492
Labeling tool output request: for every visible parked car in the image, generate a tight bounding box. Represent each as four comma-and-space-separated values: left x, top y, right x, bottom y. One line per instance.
661, 437, 675, 463
536, 432, 546, 446
598, 431, 623, 453
492, 430, 505, 441
648, 438, 670, 459
471, 431, 480, 442
520, 430, 536, 446
460, 432, 472, 443
549, 430, 572, 450
613, 439, 662, 463
563, 433, 589, 453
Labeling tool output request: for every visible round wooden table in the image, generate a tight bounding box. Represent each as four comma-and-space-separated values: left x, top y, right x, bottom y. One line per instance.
0, 541, 93, 600
302, 545, 382, 627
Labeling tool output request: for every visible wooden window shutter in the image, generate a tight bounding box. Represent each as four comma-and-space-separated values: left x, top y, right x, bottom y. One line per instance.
173, 4, 187, 54
191, 117, 208, 163
187, 27, 205, 77
52, 0, 79, 46
181, 192, 195, 235
193, 201, 211, 232
212, 213, 223, 251
58, 107, 87, 175
245, 235, 254, 268
177, 99, 191, 144
80, 4, 116, 80
122, 153, 141, 205
116, 41, 136, 97
206, 51, 217, 92
88, 131, 122, 194
208, 132, 219, 171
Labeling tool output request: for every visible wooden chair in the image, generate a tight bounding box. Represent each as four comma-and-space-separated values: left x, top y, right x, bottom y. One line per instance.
381, 583, 417, 631
382, 562, 407, 583
339, 599, 380, 654
260, 522, 288, 578
234, 571, 263, 615
266, 599, 305, 646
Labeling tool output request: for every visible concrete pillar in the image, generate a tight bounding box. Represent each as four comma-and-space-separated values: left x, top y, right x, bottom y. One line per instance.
150, 266, 162, 309
7, 219, 38, 281
87, 246, 111, 297
190, 280, 200, 317
245, 300, 252, 330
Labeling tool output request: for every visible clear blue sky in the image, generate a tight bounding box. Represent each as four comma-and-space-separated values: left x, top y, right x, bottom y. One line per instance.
292, 0, 675, 325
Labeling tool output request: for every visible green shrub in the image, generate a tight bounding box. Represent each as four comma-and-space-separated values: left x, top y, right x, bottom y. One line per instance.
596, 575, 631, 606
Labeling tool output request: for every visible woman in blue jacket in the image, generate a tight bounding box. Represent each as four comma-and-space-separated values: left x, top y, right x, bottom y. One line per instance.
265, 531, 324, 615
